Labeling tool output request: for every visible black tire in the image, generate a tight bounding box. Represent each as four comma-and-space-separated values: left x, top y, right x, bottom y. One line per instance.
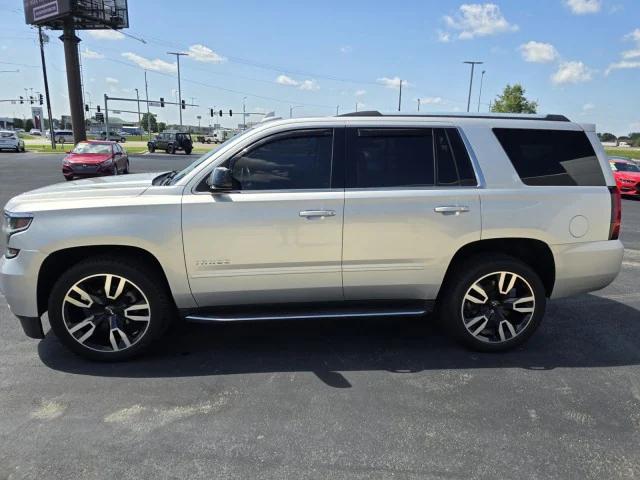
120, 137, 126, 143
168, 144, 176, 155
124, 161, 130, 174
439, 254, 546, 352
64, 176, 73, 181
184, 147, 192, 155
47, 256, 173, 361
148, 144, 155, 153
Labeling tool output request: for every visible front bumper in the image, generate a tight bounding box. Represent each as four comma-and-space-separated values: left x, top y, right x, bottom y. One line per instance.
0, 250, 46, 337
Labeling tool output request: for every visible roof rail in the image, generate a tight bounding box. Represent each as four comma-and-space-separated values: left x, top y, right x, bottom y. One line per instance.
338, 111, 570, 122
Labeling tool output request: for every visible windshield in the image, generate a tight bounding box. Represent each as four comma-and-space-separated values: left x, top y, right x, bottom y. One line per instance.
0, 132, 16, 139
613, 162, 640, 173
167, 127, 257, 185
72, 142, 112, 154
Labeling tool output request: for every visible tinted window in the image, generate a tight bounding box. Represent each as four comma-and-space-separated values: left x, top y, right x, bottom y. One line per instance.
493, 128, 606, 186
347, 128, 434, 188
231, 130, 333, 190
447, 128, 477, 186
435, 129, 458, 186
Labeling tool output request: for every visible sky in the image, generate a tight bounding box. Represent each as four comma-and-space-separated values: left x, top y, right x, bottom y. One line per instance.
1, 0, 639, 135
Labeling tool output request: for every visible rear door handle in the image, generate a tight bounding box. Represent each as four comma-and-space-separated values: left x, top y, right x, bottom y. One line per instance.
434, 205, 470, 215
299, 210, 336, 218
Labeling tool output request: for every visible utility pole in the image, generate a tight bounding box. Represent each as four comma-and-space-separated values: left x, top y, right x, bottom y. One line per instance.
38, 26, 55, 149
417, 98, 421, 112
167, 51, 188, 129
464, 61, 483, 113
242, 96, 247, 129
477, 70, 486, 113
336, 105, 339, 115
355, 102, 358, 112
144, 71, 151, 140
104, 94, 109, 138
134, 88, 141, 129
398, 79, 403, 111
60, 17, 86, 141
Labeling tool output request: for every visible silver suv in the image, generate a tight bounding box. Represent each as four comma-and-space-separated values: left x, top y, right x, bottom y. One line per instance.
0, 112, 624, 360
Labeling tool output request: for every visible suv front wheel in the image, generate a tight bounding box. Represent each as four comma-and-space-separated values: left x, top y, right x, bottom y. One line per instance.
440, 254, 546, 352
47, 257, 172, 361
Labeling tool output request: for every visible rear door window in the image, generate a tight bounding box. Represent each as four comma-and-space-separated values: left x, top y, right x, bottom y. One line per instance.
346, 128, 434, 188
493, 128, 606, 186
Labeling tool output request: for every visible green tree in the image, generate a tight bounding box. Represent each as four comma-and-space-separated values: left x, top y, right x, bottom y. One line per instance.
598, 132, 617, 143
491, 84, 538, 114
629, 132, 640, 147
157, 122, 167, 133
24, 119, 34, 132
12, 118, 24, 129
141, 112, 158, 132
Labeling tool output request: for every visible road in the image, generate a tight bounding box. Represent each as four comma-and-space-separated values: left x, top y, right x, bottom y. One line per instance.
1, 152, 639, 479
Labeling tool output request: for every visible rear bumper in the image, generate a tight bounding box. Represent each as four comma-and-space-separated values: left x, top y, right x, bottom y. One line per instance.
551, 240, 624, 299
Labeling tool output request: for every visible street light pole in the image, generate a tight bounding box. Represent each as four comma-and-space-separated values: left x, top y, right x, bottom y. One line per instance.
398, 79, 403, 112
336, 105, 339, 115
38, 26, 55, 149
167, 51, 188, 129
242, 96, 247, 129
417, 98, 421, 112
134, 88, 141, 130
144, 71, 151, 140
477, 70, 486, 113
464, 61, 483, 112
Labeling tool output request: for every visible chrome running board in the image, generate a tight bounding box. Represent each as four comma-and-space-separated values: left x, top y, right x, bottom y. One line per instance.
185, 308, 427, 323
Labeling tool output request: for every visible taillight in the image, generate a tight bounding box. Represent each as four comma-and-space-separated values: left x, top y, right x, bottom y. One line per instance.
609, 186, 622, 240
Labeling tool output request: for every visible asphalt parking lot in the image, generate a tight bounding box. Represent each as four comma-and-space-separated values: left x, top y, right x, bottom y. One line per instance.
1, 152, 639, 479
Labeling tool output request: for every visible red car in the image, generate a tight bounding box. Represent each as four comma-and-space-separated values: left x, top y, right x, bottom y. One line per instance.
62, 140, 130, 181
609, 157, 640, 197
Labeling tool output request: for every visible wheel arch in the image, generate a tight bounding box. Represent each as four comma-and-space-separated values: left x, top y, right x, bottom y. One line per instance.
439, 238, 556, 298
37, 245, 174, 316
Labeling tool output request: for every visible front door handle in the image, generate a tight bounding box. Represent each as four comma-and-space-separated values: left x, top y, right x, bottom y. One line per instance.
299, 210, 336, 218
434, 205, 470, 215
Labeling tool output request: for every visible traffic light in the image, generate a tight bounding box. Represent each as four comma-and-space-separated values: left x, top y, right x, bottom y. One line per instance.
96, 105, 100, 112
219, 109, 223, 117
229, 110, 232, 116
85, 104, 89, 112
160, 97, 165, 107
39, 94, 43, 105
19, 96, 23, 104
29, 96, 34, 105
210, 108, 214, 117
181, 99, 186, 110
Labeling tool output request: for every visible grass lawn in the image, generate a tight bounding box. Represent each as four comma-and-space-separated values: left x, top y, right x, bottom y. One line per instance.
605, 148, 640, 160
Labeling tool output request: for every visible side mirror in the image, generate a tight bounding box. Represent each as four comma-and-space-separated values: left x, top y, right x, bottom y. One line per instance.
207, 166, 233, 191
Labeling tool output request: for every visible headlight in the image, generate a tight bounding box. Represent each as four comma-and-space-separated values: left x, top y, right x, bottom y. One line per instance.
3, 212, 33, 241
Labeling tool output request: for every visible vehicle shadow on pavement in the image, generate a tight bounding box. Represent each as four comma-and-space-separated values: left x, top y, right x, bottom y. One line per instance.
38, 293, 640, 388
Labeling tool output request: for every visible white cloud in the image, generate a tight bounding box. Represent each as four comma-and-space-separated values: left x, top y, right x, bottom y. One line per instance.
420, 97, 444, 105
437, 30, 451, 43
355, 89, 366, 97
276, 74, 299, 86
299, 79, 320, 91
582, 102, 595, 111
443, 3, 518, 40
551, 61, 593, 84
565, 0, 601, 14
187, 44, 226, 63
87, 29, 124, 40
105, 77, 119, 84
606, 28, 640, 74
122, 52, 177, 73
519, 41, 559, 63
81, 47, 104, 59
340, 45, 353, 54
377, 76, 410, 89
275, 75, 320, 91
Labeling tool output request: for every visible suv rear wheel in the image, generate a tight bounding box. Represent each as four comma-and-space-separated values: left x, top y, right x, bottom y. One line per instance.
168, 144, 176, 154
440, 254, 546, 352
47, 257, 172, 361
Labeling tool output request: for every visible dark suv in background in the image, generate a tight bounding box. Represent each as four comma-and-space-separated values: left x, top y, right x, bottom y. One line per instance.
147, 132, 193, 154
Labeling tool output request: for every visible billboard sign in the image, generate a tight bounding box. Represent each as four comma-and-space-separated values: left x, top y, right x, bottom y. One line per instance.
31, 106, 44, 132
23, 0, 71, 25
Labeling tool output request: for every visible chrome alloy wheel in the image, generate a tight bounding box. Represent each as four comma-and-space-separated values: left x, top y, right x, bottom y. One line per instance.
461, 271, 536, 344
61, 274, 151, 352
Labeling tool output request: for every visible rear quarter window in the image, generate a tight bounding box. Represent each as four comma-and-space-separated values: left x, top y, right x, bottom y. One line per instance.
493, 128, 606, 186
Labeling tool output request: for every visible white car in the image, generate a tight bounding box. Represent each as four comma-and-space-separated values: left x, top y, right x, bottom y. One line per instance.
0, 130, 25, 152
0, 112, 624, 360
29, 129, 42, 136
